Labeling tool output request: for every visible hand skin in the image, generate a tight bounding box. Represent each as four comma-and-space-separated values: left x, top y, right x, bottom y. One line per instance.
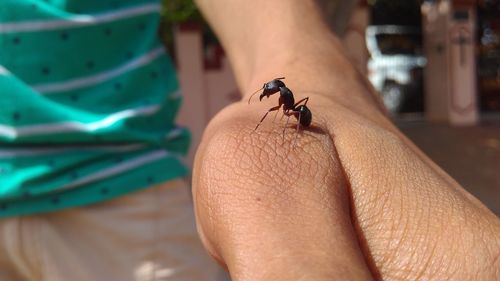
192, 1, 500, 280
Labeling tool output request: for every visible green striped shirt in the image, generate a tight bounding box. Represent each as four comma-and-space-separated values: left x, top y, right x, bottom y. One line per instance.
0, 0, 190, 217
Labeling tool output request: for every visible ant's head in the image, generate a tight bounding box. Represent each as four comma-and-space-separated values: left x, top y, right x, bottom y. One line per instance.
259, 78, 287, 101
248, 77, 286, 104
259, 92, 270, 101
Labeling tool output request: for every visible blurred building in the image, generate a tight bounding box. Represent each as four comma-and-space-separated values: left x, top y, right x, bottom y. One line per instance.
477, 0, 500, 112
368, 0, 500, 125
422, 0, 479, 125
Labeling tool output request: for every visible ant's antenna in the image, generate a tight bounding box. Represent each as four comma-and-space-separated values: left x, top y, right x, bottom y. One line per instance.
247, 87, 264, 104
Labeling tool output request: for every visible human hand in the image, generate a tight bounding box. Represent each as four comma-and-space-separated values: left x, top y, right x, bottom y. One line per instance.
192, 70, 500, 281
192, 1, 500, 280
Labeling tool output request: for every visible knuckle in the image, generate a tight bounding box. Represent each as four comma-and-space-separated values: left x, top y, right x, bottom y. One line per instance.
196, 105, 342, 212
193, 102, 353, 252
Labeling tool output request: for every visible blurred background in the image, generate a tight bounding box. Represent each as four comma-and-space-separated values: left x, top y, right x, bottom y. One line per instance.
161, 0, 499, 215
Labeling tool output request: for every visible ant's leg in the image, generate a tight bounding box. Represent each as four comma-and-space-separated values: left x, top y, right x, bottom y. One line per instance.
255, 105, 282, 131
293, 97, 309, 108
280, 112, 286, 121
280, 105, 288, 121
283, 110, 299, 141
293, 111, 302, 147
282, 114, 292, 142
275, 107, 288, 122
272, 108, 281, 122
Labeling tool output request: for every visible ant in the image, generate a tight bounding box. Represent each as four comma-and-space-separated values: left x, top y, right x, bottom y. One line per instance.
248, 78, 312, 142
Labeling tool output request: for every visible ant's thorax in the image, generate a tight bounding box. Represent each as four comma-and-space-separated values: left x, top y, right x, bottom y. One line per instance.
279, 87, 295, 110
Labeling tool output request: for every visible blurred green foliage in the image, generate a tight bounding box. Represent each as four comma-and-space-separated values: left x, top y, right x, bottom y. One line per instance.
161, 0, 202, 24
159, 0, 205, 46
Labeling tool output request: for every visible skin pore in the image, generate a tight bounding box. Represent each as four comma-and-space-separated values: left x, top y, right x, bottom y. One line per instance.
192, 1, 500, 280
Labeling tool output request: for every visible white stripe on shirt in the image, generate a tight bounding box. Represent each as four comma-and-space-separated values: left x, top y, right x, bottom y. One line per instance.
0, 127, 186, 158
0, 65, 10, 76
0, 128, 184, 159
57, 149, 170, 191
0, 104, 161, 138
168, 90, 182, 100
165, 127, 184, 140
0, 144, 145, 158
0, 3, 161, 33
32, 47, 166, 94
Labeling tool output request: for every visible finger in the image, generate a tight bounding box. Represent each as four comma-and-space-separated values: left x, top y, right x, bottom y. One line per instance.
193, 103, 375, 281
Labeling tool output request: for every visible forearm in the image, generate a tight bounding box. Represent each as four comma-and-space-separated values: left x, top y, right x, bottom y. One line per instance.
195, 0, 382, 113
195, 0, 327, 84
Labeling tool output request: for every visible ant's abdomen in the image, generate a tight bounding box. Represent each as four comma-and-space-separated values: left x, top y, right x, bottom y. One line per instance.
296, 105, 312, 127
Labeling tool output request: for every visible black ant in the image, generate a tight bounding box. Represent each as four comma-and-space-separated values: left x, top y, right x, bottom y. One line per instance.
248, 78, 312, 142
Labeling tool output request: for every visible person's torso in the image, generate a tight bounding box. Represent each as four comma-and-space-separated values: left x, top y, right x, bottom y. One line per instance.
0, 0, 190, 217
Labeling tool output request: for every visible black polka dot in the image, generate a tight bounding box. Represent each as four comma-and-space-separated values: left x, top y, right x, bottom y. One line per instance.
86, 61, 95, 69
104, 28, 112, 36
60, 32, 69, 40
0, 203, 7, 211
12, 112, 21, 121
70, 94, 79, 102
150, 71, 158, 79
51, 197, 60, 204
12, 37, 21, 45
100, 187, 109, 195
41, 67, 51, 75
147, 176, 154, 184
114, 82, 122, 91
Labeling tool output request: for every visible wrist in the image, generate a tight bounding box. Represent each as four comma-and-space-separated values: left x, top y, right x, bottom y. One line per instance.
231, 256, 362, 281
243, 42, 387, 118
